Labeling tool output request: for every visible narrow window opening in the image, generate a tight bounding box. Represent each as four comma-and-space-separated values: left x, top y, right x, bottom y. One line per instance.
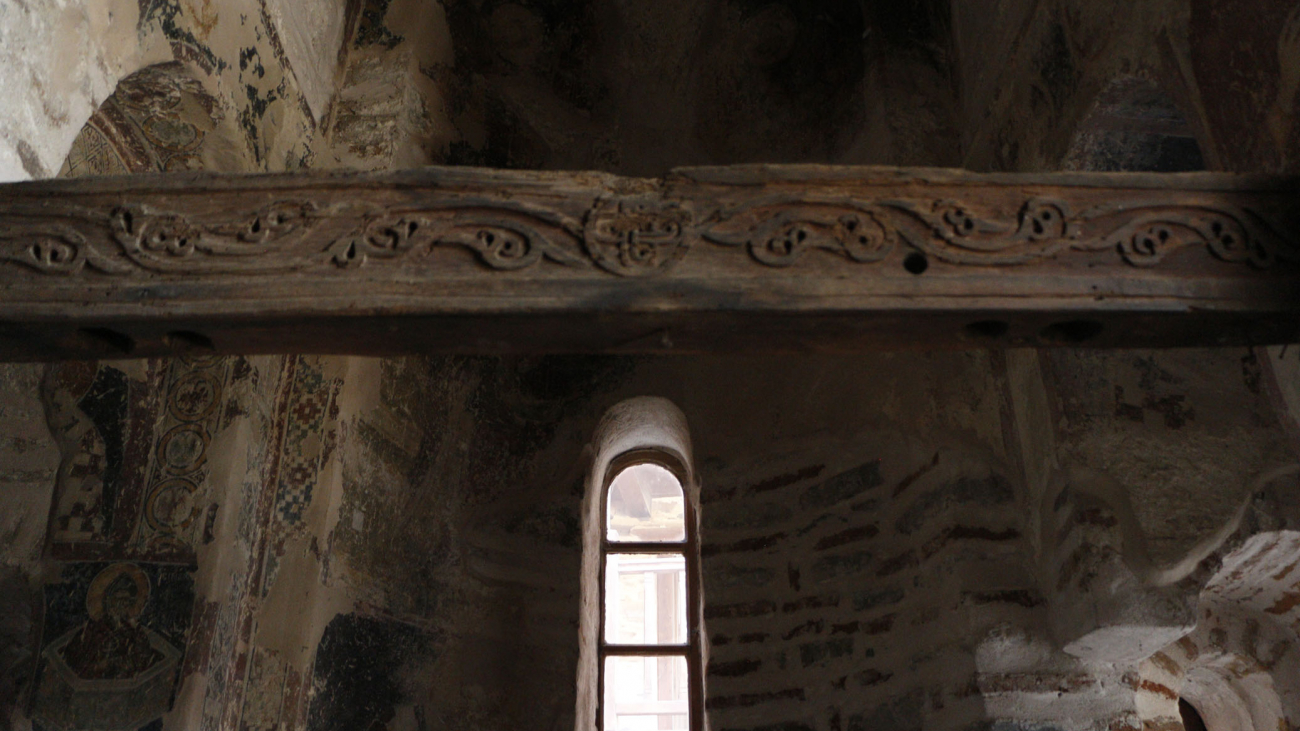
600, 455, 700, 731
1179, 698, 1208, 731
579, 397, 703, 731
607, 463, 687, 543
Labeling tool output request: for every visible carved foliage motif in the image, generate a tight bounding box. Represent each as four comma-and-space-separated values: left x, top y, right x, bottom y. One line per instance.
110, 202, 317, 273
0, 190, 1294, 278
0, 225, 131, 275
325, 205, 588, 271
700, 197, 1292, 268
701, 201, 896, 267
1104, 208, 1272, 267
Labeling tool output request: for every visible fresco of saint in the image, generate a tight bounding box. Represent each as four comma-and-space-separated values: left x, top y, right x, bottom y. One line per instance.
58, 564, 163, 680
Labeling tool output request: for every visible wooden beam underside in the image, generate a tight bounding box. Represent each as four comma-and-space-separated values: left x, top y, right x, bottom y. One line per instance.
1, 165, 1297, 359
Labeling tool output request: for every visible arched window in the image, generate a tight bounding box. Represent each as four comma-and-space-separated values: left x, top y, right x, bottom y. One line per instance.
577, 398, 703, 731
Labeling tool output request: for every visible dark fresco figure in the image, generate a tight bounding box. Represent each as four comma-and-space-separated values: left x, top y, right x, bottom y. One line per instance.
59, 563, 162, 680
32, 562, 186, 731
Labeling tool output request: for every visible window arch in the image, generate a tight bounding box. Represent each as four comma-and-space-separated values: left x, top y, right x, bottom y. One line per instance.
577, 398, 704, 731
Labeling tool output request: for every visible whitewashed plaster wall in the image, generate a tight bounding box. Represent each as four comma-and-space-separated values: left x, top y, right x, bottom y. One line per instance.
0, 0, 352, 182
0, 0, 171, 181
263, 0, 348, 123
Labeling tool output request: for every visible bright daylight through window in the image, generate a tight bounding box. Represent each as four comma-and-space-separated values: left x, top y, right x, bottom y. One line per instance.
601, 461, 696, 731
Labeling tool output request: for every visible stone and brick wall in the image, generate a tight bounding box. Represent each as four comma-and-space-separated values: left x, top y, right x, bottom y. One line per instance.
2, 1, 1300, 730
699, 448, 1029, 731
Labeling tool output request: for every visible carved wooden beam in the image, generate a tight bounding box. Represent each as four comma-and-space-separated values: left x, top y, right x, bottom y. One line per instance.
1, 165, 1297, 359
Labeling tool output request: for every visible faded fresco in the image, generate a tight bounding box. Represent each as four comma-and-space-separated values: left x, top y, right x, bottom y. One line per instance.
58, 63, 246, 179
32, 562, 194, 731
44, 358, 234, 565
260, 359, 342, 597
31, 355, 247, 729
3, 0, 1300, 729
305, 613, 438, 731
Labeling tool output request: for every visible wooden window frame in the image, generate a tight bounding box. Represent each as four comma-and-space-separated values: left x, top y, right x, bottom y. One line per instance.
597, 447, 703, 731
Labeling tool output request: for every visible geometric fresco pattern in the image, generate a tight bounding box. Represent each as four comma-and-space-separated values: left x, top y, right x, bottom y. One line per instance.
35, 62, 236, 731
275, 359, 336, 528
262, 357, 340, 596
132, 356, 231, 561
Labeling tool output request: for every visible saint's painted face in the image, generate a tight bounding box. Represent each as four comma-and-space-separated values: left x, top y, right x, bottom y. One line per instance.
104, 574, 139, 623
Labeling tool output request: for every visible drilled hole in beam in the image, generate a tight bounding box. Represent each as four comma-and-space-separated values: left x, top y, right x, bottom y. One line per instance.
165, 330, 214, 352
1039, 319, 1104, 344
903, 252, 929, 275
78, 327, 135, 355
963, 320, 1010, 339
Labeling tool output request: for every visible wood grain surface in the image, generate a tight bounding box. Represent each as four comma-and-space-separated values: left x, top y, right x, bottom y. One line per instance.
1, 165, 1297, 359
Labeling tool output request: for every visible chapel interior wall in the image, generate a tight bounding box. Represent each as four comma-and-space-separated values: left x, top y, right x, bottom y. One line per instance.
1, 1, 1300, 730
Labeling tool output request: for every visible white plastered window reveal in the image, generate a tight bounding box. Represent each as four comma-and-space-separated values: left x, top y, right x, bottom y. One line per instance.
577, 397, 706, 731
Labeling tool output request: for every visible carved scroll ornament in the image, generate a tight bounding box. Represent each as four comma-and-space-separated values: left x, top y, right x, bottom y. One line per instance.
0, 224, 130, 275
0, 170, 1295, 280
324, 206, 588, 271
699, 197, 1287, 269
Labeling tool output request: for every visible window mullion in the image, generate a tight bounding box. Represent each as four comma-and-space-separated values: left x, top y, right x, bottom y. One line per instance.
601, 541, 688, 554
598, 452, 699, 731
601, 644, 690, 655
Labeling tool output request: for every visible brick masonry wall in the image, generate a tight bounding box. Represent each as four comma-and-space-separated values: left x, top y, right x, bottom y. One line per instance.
699, 441, 1037, 731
